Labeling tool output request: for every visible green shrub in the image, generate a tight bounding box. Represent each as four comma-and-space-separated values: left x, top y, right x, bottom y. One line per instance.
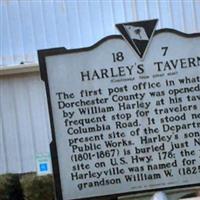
21, 173, 54, 200
0, 174, 8, 200
0, 174, 24, 200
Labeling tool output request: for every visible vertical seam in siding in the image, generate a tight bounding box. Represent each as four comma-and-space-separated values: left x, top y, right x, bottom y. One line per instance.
63, 0, 71, 48
99, 0, 106, 35
157, 0, 162, 28
12, 78, 23, 172
0, 90, 8, 173
122, 0, 128, 22
37, 77, 49, 153
192, 0, 198, 31
43, 92, 51, 145
29, 1, 37, 57
168, 0, 174, 27
41, 0, 48, 48
26, 80, 37, 162
132, 0, 138, 21
75, 1, 83, 47
87, 1, 95, 42
145, 0, 150, 19
17, 1, 26, 64
0, 1, 3, 66
52, 0, 59, 46
180, 0, 186, 32
110, 0, 115, 22
5, 2, 14, 64
110, 0, 116, 33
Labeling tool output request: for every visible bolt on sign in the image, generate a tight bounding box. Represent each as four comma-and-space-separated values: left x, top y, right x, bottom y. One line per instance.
38, 19, 200, 200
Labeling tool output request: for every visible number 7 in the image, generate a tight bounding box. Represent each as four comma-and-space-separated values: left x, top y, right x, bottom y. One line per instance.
161, 47, 168, 56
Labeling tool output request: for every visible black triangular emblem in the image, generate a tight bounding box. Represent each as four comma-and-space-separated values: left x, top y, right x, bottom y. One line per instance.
116, 19, 158, 60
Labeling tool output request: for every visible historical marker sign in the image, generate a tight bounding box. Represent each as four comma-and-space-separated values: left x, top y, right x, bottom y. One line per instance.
38, 20, 200, 200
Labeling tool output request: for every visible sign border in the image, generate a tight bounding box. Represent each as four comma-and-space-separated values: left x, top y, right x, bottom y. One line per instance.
38, 28, 200, 200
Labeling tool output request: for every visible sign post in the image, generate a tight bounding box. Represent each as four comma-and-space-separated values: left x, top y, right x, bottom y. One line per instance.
38, 19, 200, 200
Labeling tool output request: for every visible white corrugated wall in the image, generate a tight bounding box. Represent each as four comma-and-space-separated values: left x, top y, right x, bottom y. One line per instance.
0, 0, 200, 174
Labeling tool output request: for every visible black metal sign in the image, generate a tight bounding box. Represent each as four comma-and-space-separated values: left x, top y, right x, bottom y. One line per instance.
38, 20, 200, 200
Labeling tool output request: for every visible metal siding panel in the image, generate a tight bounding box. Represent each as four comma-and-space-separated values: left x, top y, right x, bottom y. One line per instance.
18, 1, 36, 64
43, 90, 52, 144
0, 120, 7, 173
87, 0, 104, 43
1, 1, 14, 66
146, 1, 160, 28
76, 0, 94, 47
131, 1, 139, 21
100, 0, 115, 36
26, 75, 50, 155
1, 77, 21, 173
37, 75, 52, 150
0, 74, 51, 174
41, 0, 59, 48
158, 0, 173, 29
12, 77, 23, 173
1, 0, 200, 174
123, 0, 134, 22
135, 0, 149, 21
0, 1, 3, 66
194, 0, 200, 31
1, 0, 200, 67
169, 1, 184, 31
0, 80, 7, 173
146, 0, 159, 18
53, 1, 70, 47
5, 1, 25, 65
12, 75, 36, 172
112, 0, 126, 24
182, 0, 197, 33
30, 0, 47, 50
64, 1, 82, 48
